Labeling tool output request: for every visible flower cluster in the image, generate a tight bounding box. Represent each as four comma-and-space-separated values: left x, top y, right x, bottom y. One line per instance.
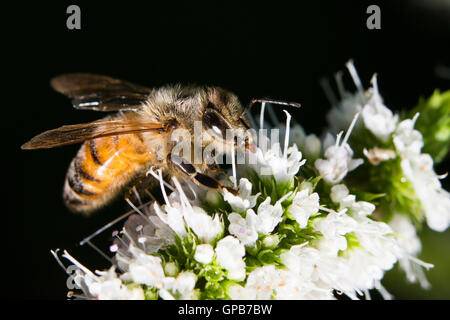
57, 61, 449, 300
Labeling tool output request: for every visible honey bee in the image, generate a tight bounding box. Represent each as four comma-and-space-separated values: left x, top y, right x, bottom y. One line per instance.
22, 74, 254, 214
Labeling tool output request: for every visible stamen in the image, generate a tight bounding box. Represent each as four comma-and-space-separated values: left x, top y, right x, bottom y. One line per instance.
411, 112, 420, 126
185, 180, 198, 200
437, 172, 448, 180
125, 198, 147, 218
318, 206, 335, 214
374, 281, 393, 300
335, 131, 344, 147
171, 176, 190, 208
62, 250, 96, 277
246, 110, 258, 130
231, 143, 237, 189
259, 101, 266, 130
147, 167, 175, 192
278, 191, 293, 203
334, 71, 346, 99
408, 255, 434, 270
132, 186, 142, 206
145, 189, 157, 202
85, 240, 114, 264
50, 249, 68, 273
319, 77, 338, 106
79, 208, 135, 246
283, 110, 292, 159
266, 103, 280, 126
346, 59, 364, 97
364, 289, 371, 301
342, 112, 360, 146
369, 73, 381, 97
158, 169, 171, 207
113, 231, 130, 250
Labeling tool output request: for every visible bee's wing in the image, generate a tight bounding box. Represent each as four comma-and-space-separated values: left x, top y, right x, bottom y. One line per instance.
50, 73, 152, 112
21, 119, 165, 149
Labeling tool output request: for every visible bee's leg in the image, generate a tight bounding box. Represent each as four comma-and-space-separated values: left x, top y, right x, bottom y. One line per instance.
169, 154, 238, 195
125, 173, 159, 208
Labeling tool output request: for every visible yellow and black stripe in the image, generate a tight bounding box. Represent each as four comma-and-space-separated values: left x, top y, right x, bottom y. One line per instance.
63, 134, 152, 214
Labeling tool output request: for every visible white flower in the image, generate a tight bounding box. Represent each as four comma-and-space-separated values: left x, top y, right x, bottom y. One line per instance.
255, 197, 285, 234
215, 236, 246, 281
289, 124, 322, 159
361, 75, 398, 142
229, 195, 288, 244
324, 63, 397, 143
228, 264, 333, 300
315, 114, 363, 185
241, 265, 279, 299
251, 111, 306, 184
227, 284, 258, 300
363, 147, 396, 165
280, 244, 348, 294
120, 245, 166, 288
323, 60, 368, 138
60, 250, 145, 300
87, 267, 145, 300
154, 177, 223, 243
401, 154, 450, 231
393, 115, 423, 158
223, 178, 259, 213
153, 202, 187, 237
330, 184, 375, 216
312, 210, 357, 255
315, 143, 363, 185
194, 244, 215, 264
288, 190, 320, 228
335, 215, 399, 294
160, 271, 197, 300
326, 93, 364, 134
254, 143, 305, 184
183, 206, 223, 243
228, 211, 258, 246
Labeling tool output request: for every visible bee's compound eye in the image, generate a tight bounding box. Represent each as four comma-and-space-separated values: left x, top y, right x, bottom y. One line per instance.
202, 111, 229, 139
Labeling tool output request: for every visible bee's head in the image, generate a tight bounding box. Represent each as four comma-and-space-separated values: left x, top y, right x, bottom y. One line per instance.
202, 87, 255, 152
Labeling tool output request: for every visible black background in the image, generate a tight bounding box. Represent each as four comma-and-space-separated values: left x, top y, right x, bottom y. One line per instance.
4, 1, 450, 299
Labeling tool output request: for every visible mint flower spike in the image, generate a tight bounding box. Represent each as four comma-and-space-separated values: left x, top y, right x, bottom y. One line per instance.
54, 61, 449, 300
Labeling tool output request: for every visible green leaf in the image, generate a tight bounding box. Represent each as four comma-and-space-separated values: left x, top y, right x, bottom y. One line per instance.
409, 90, 450, 164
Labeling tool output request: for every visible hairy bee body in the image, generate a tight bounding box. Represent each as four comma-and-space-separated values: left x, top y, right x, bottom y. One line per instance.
64, 129, 153, 212
22, 75, 252, 214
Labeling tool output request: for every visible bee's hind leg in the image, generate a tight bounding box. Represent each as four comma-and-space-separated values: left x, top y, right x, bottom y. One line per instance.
124, 173, 161, 215
168, 153, 238, 195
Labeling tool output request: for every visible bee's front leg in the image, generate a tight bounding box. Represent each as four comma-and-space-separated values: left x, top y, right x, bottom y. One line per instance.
168, 153, 238, 195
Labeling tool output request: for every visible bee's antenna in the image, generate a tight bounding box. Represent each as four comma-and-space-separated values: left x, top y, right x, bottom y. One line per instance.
241, 98, 301, 116
251, 98, 301, 109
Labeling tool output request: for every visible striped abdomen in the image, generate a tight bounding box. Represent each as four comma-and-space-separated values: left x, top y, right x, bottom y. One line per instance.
64, 133, 152, 214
